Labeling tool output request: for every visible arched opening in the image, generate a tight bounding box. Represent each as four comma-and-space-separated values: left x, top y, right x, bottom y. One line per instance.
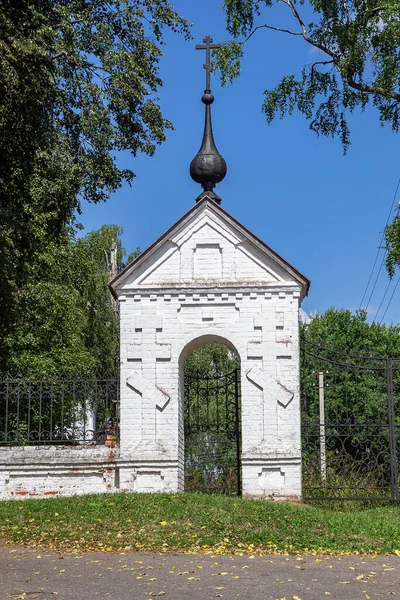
180, 336, 242, 496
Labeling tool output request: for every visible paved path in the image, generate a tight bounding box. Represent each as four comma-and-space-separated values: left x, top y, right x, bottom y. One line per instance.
1, 546, 399, 600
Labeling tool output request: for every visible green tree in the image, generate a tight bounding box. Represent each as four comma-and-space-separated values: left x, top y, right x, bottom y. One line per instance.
385, 214, 400, 278
302, 307, 400, 355
216, 1, 400, 278
301, 308, 400, 495
0, 0, 190, 369
184, 343, 239, 380
4, 225, 124, 377
216, 0, 400, 151
301, 308, 400, 425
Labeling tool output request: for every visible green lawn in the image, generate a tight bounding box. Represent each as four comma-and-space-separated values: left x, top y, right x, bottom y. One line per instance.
1, 493, 400, 555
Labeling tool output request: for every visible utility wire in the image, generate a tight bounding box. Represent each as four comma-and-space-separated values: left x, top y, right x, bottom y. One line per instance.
359, 176, 400, 310
359, 246, 383, 309
364, 249, 387, 313
372, 277, 392, 324
379, 276, 400, 324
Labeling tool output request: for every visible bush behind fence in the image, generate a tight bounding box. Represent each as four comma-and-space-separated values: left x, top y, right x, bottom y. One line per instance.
301, 336, 400, 501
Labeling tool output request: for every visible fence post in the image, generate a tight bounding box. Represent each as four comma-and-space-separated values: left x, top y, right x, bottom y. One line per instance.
234, 368, 241, 497
386, 358, 399, 502
318, 371, 327, 482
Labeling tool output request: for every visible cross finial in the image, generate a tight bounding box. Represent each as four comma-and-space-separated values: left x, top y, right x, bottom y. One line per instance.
195, 35, 221, 91
190, 35, 227, 204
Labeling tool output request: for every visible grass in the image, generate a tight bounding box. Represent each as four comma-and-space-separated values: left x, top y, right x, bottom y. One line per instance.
1, 492, 400, 555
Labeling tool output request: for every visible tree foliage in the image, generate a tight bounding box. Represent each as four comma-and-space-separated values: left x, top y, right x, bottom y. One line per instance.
4, 225, 124, 377
302, 307, 400, 355
184, 343, 239, 380
301, 308, 400, 429
301, 308, 400, 493
0, 0, 190, 369
385, 212, 400, 278
215, 0, 400, 151
1, 0, 191, 205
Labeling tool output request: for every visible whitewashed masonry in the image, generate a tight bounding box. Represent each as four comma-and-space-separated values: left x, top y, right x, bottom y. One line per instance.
110, 195, 310, 499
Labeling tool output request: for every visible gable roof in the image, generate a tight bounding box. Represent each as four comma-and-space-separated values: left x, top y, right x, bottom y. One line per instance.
109, 196, 310, 299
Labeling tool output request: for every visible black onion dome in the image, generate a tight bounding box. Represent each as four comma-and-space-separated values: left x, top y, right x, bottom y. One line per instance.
190, 92, 227, 204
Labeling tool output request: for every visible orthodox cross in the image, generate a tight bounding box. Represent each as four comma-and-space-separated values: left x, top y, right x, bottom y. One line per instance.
196, 35, 221, 91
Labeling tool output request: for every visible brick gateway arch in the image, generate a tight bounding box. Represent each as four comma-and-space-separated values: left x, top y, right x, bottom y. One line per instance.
110, 196, 310, 499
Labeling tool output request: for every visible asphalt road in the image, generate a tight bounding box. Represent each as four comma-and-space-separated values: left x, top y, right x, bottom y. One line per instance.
1, 546, 399, 600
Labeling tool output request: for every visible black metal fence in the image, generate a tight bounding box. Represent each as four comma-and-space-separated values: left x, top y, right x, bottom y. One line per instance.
0, 373, 119, 445
184, 369, 241, 496
301, 336, 400, 501
3, 343, 400, 503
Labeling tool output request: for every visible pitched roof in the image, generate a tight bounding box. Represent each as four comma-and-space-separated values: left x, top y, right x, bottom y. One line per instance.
109, 196, 311, 299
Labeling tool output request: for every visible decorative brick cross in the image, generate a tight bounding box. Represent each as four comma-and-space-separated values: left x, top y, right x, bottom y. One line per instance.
127, 315, 171, 363
246, 364, 293, 408
126, 372, 170, 412
247, 309, 292, 365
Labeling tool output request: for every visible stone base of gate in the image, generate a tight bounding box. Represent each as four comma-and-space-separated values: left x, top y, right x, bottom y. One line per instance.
118, 456, 302, 499
118, 460, 180, 493
1, 448, 302, 500
241, 456, 302, 500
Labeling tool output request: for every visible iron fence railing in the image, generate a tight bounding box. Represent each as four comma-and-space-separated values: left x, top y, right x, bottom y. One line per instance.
4, 338, 400, 504
0, 373, 119, 445
301, 335, 400, 501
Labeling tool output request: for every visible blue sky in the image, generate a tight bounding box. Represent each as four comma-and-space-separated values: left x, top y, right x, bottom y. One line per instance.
79, 0, 400, 325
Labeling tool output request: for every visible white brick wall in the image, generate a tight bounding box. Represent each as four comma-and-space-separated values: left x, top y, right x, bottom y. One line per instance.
113, 199, 309, 499
0, 446, 118, 499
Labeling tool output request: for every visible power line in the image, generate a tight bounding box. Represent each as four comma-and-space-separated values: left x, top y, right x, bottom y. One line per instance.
372, 277, 392, 324
359, 176, 400, 310
364, 249, 387, 313
359, 245, 383, 309
379, 276, 400, 324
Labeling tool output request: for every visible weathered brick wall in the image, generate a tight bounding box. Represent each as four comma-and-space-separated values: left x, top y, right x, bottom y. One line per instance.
0, 446, 180, 499
118, 288, 302, 498
114, 199, 307, 499
0, 446, 118, 499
